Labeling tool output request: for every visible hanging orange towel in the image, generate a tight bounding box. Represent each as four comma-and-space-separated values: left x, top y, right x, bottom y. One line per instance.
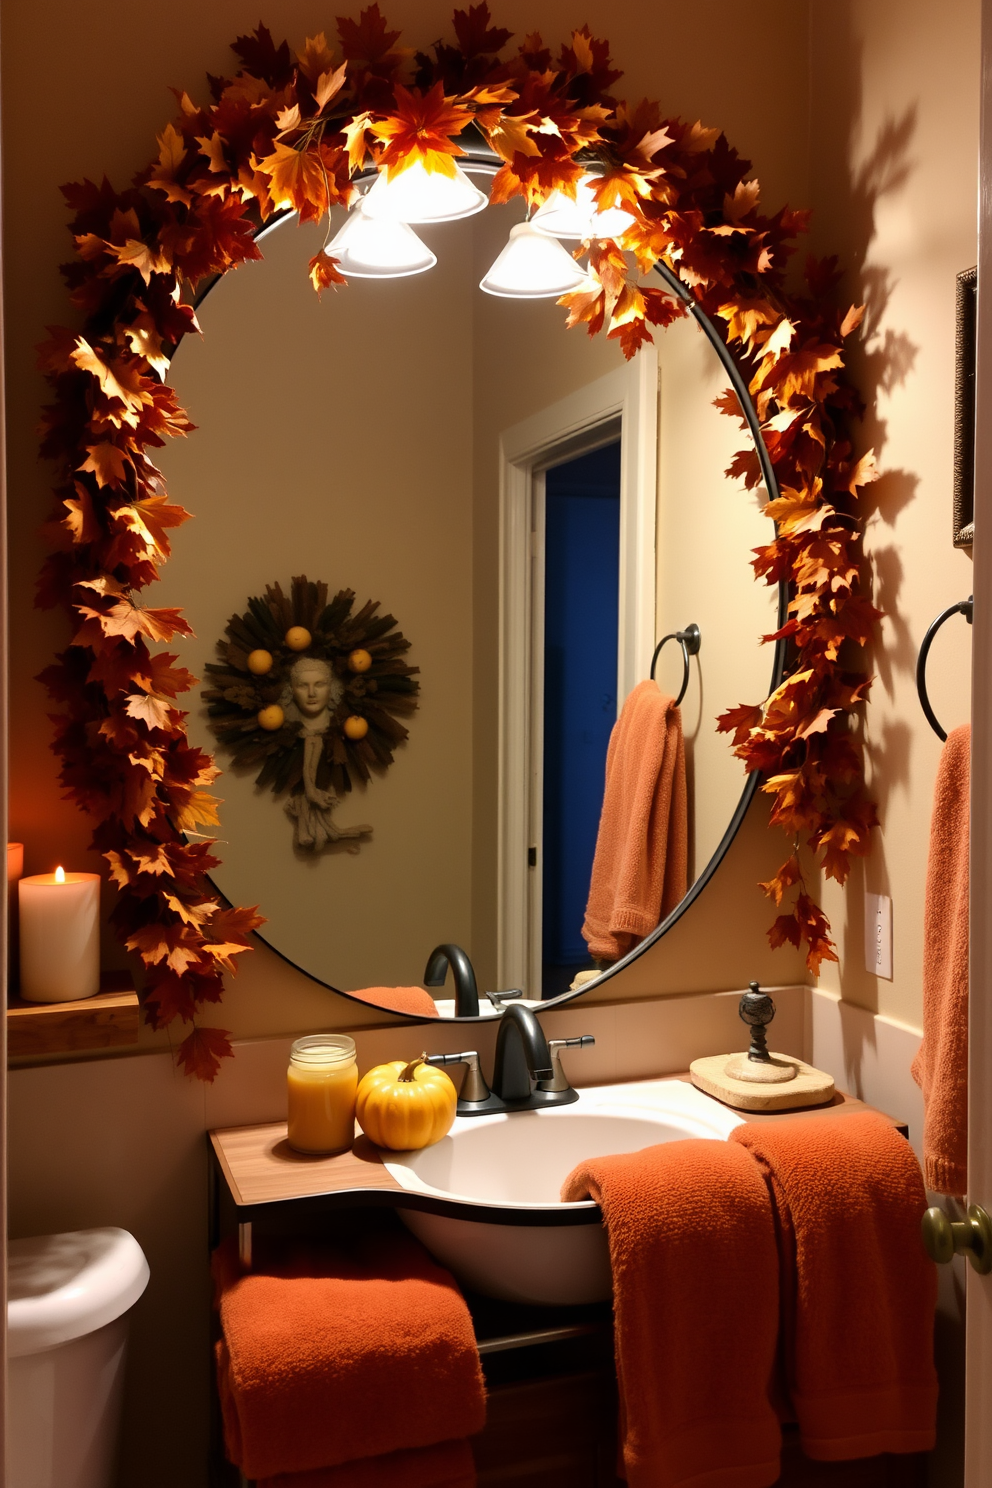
561, 1138, 782, 1488
911, 723, 970, 1195
259, 1440, 476, 1488
730, 1111, 938, 1462
350, 986, 439, 1018
214, 1233, 485, 1484
582, 681, 688, 963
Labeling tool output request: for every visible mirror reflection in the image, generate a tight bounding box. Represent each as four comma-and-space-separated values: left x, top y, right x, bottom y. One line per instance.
158, 200, 778, 1018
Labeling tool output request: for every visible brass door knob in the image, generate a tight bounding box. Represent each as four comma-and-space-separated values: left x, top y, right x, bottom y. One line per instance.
921, 1204, 992, 1274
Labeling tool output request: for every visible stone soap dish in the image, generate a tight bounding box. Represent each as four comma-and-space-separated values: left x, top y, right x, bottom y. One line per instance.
690, 983, 836, 1112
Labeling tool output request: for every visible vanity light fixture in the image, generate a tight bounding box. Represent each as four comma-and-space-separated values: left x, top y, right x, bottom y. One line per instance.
531, 172, 636, 241
323, 202, 437, 278
361, 158, 489, 224
479, 220, 589, 299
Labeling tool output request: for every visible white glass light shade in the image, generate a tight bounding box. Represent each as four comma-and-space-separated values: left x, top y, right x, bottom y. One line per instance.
362, 159, 488, 224
532, 173, 636, 241
324, 205, 437, 278
479, 221, 588, 299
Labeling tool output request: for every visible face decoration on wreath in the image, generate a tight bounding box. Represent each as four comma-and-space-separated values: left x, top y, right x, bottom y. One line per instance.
288, 656, 340, 733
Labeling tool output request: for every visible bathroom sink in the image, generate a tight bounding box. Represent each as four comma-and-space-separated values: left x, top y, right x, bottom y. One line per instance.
381, 1078, 743, 1305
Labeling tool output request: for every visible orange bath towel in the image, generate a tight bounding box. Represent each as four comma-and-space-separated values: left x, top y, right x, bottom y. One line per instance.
911, 723, 970, 1195
582, 682, 688, 963
259, 1440, 476, 1488
730, 1111, 938, 1461
214, 1233, 485, 1484
562, 1139, 782, 1488
350, 986, 439, 1018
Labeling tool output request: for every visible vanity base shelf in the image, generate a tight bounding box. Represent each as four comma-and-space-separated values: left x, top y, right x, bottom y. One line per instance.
7, 971, 140, 1058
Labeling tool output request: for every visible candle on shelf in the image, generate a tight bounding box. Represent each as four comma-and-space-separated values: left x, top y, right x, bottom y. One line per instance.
19, 867, 101, 1003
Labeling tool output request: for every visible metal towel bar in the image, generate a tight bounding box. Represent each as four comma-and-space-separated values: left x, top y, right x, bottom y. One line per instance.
649, 623, 701, 707
916, 597, 972, 741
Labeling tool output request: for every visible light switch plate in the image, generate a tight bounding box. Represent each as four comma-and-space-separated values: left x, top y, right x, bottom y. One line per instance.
864, 892, 893, 980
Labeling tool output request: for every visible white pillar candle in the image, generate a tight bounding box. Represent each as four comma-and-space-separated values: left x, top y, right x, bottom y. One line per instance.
19, 868, 101, 1003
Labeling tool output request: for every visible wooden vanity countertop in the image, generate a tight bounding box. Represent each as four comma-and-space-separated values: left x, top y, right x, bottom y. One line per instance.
210, 1080, 907, 1213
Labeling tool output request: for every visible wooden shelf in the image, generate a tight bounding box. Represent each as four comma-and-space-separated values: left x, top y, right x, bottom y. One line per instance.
7, 970, 140, 1057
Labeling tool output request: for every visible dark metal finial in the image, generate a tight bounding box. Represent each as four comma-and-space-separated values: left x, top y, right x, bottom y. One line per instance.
739, 981, 776, 1063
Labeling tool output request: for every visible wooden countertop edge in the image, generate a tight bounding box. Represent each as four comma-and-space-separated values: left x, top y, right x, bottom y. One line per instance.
210, 1078, 907, 1211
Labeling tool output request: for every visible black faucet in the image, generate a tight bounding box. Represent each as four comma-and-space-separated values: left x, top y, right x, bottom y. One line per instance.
491, 1003, 589, 1110
423, 943, 480, 1017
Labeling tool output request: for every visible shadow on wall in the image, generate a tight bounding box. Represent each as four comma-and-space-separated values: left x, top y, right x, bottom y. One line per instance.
809, 7, 922, 1019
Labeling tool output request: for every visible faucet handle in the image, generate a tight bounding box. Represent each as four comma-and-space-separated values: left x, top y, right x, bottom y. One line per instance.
487, 988, 524, 1008
425, 1050, 491, 1106
539, 1035, 595, 1094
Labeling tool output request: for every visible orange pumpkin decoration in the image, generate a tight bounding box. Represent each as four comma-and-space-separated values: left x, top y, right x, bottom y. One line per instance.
356, 1056, 457, 1150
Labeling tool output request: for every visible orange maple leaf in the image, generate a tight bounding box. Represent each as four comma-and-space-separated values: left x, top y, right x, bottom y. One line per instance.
371, 82, 473, 178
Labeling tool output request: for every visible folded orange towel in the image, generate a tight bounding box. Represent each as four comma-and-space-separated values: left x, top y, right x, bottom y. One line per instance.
561, 1139, 781, 1488
582, 682, 688, 963
350, 986, 439, 1018
911, 723, 970, 1195
259, 1439, 476, 1488
730, 1111, 938, 1461
214, 1233, 485, 1483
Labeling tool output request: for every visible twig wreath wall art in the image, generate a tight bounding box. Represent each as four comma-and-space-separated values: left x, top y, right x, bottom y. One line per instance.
204, 576, 418, 853
36, 5, 880, 1078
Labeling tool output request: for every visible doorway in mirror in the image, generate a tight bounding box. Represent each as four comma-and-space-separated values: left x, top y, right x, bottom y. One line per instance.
541, 442, 622, 998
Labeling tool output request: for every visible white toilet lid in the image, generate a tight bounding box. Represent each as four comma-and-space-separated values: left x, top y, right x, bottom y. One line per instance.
7, 1228, 150, 1357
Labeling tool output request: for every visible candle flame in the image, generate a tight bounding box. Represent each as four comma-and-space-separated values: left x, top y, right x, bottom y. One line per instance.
54, 866, 66, 884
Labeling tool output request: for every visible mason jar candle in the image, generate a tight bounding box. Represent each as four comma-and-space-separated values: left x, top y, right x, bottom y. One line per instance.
18, 867, 100, 1003
287, 1035, 359, 1154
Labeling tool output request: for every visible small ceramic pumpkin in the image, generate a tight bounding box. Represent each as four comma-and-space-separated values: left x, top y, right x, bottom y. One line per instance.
356, 1056, 457, 1150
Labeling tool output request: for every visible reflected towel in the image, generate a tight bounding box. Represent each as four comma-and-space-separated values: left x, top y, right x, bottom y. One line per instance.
911, 723, 970, 1195
730, 1112, 938, 1461
582, 681, 688, 963
214, 1233, 485, 1483
562, 1139, 781, 1488
351, 986, 439, 1018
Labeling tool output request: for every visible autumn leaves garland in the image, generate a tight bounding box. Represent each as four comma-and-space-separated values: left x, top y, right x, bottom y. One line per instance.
36, 6, 878, 1077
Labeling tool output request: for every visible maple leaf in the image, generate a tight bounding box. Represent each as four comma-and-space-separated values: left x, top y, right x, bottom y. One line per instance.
126, 921, 202, 975
147, 122, 192, 205
175, 1025, 233, 1082
62, 485, 101, 544
113, 495, 191, 564
105, 851, 132, 889
840, 304, 865, 338
309, 253, 347, 296
122, 314, 171, 379
795, 893, 839, 975
371, 83, 472, 178
768, 911, 801, 950
297, 31, 337, 82
128, 842, 175, 876
75, 586, 193, 646
173, 789, 221, 833
196, 132, 229, 175
71, 339, 152, 423
125, 692, 176, 731
104, 238, 172, 286
231, 23, 294, 85
715, 702, 763, 746
342, 111, 375, 173
723, 178, 761, 224
682, 119, 720, 152
453, 4, 512, 57
758, 854, 802, 906
255, 140, 329, 212
482, 110, 541, 162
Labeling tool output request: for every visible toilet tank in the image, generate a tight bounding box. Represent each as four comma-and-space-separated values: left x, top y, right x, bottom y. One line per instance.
7, 1228, 150, 1488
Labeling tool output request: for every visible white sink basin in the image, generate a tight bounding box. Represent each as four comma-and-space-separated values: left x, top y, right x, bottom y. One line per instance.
381, 1078, 742, 1305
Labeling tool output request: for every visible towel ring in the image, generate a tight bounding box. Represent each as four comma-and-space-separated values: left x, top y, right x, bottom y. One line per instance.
916, 596, 972, 742
650, 623, 701, 707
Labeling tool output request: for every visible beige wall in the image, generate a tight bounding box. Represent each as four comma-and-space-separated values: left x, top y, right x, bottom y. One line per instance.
5, 0, 978, 1481
808, 0, 979, 1028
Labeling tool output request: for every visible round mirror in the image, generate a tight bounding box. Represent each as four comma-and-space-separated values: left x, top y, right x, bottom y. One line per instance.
158, 198, 781, 1019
